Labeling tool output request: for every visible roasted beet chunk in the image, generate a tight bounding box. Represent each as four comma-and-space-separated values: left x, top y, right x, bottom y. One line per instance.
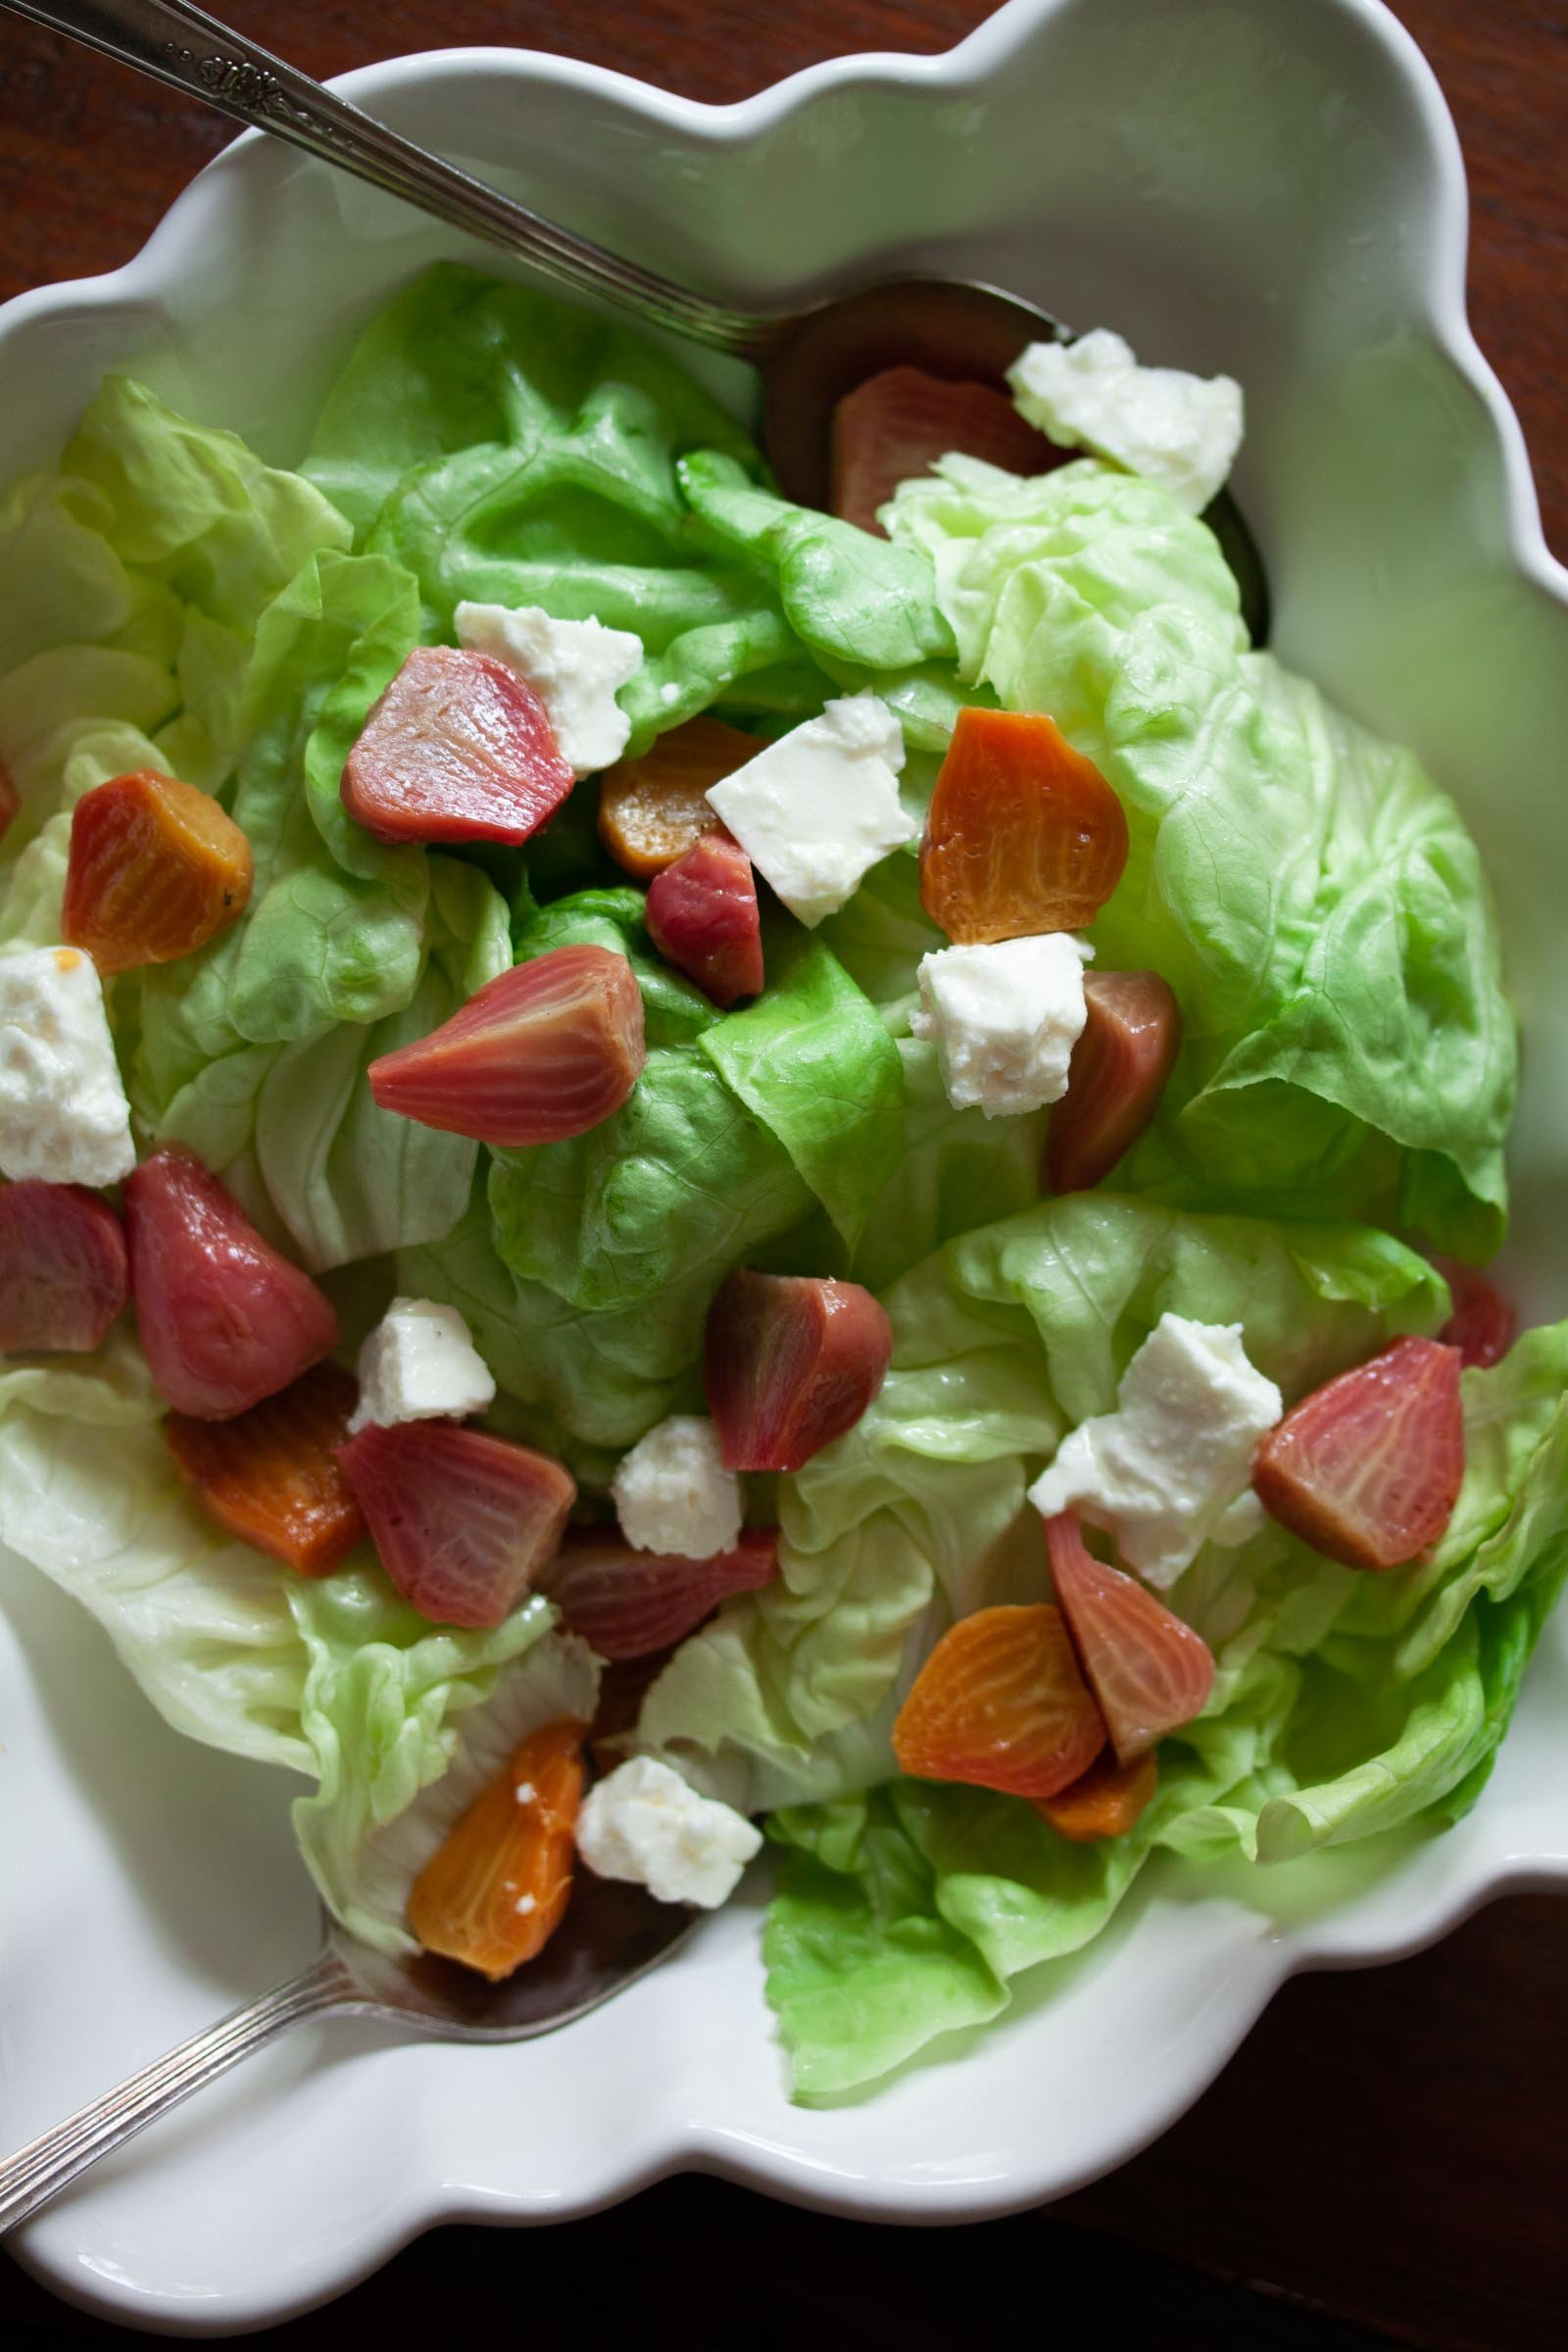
124, 1148, 338, 1418
342, 645, 574, 847
0, 1181, 127, 1352
704, 1269, 892, 1472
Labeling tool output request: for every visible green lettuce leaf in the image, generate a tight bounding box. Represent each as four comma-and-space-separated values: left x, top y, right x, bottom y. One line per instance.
884, 456, 1516, 1254
305, 263, 837, 748
759, 1311, 1568, 2095
634, 1195, 1447, 1813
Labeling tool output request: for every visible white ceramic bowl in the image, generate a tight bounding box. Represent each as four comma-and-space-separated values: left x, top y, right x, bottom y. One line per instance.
4, 0, 1567, 2330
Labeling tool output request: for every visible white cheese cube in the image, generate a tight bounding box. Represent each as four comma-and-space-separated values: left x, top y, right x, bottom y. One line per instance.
611, 1413, 743, 1558
1029, 1313, 1283, 1587
454, 600, 643, 776
910, 933, 1090, 1117
576, 1756, 761, 1908
347, 1296, 496, 1434
0, 946, 135, 1187
1007, 330, 1244, 514
704, 692, 912, 927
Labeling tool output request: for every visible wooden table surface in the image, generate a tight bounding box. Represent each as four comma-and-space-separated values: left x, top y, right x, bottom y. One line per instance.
1, 5, 1564, 2345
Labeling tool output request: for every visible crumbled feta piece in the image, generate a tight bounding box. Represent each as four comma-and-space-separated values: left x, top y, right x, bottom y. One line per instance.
704, 692, 912, 927
514, 1893, 537, 1917
1029, 1313, 1282, 1587
576, 1756, 761, 1908
0, 946, 135, 1187
347, 1296, 496, 1434
612, 1413, 743, 1557
454, 600, 643, 775
514, 1781, 537, 1805
910, 933, 1091, 1116
1007, 329, 1244, 514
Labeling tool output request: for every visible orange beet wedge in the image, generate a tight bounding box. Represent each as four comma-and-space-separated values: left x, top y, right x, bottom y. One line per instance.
408, 1718, 586, 1980
598, 717, 756, 877
63, 769, 253, 974
166, 1360, 366, 1575
831, 368, 1063, 537
1035, 1749, 1159, 1843
920, 708, 1129, 945
893, 1603, 1106, 1801
1252, 1337, 1465, 1572
1047, 970, 1181, 1194
1044, 1511, 1215, 1766
368, 945, 646, 1147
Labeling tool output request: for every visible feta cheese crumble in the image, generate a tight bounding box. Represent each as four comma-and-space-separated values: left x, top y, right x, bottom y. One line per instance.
612, 1413, 743, 1558
704, 692, 912, 927
910, 933, 1091, 1116
1007, 329, 1244, 514
1029, 1312, 1282, 1587
347, 1297, 496, 1434
576, 1756, 761, 1908
454, 600, 643, 776
0, 946, 135, 1187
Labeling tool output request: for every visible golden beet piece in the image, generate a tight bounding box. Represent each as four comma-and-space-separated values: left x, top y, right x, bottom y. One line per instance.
597, 717, 758, 877
64, 769, 253, 973
409, 1718, 587, 1980
919, 708, 1128, 944
165, 1360, 365, 1575
1034, 1749, 1158, 1842
893, 1603, 1106, 1801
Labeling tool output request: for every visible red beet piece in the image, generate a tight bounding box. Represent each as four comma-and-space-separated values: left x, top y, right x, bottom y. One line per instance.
831, 366, 1064, 535
1043, 1510, 1215, 1766
0, 756, 18, 846
536, 1525, 779, 1659
368, 945, 646, 1147
704, 1269, 893, 1472
341, 645, 574, 847
337, 1420, 576, 1629
1047, 970, 1181, 1194
1252, 1337, 1465, 1572
644, 826, 763, 1008
1433, 1255, 1516, 1370
124, 1148, 338, 1418
0, 1181, 127, 1352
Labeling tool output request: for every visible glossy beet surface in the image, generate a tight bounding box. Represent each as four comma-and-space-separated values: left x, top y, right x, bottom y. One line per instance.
342, 645, 574, 847
1044, 1511, 1215, 1765
919, 707, 1129, 945
408, 1720, 586, 1980
63, 769, 253, 974
165, 1360, 366, 1575
368, 946, 646, 1146
124, 1148, 338, 1418
537, 1526, 779, 1660
644, 827, 763, 1008
704, 1269, 892, 1471
338, 1419, 576, 1628
893, 1602, 1106, 1800
1047, 970, 1181, 1194
0, 1181, 127, 1353
1252, 1337, 1466, 1572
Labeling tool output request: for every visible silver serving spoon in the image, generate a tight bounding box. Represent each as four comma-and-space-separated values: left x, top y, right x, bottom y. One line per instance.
0, 1873, 697, 2232
4, 0, 1269, 638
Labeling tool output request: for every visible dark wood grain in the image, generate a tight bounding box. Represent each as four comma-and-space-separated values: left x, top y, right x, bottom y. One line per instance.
2, 8, 1565, 2347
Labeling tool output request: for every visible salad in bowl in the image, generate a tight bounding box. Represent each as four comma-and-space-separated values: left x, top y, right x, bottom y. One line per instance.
0, 259, 1559, 2102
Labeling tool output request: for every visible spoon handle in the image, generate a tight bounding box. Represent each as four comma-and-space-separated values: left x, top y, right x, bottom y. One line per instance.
0, 1948, 356, 2234
4, 0, 778, 356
